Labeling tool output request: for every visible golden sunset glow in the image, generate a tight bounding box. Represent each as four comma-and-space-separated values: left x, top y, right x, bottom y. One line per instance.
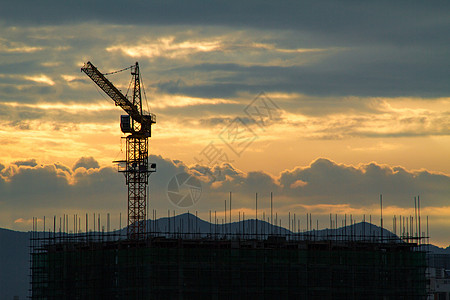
0, 5, 449, 249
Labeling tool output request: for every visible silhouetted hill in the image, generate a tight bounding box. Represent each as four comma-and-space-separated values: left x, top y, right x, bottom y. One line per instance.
0, 228, 29, 300
138, 213, 398, 241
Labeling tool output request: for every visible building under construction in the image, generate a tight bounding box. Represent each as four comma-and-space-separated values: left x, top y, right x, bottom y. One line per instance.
30, 222, 428, 299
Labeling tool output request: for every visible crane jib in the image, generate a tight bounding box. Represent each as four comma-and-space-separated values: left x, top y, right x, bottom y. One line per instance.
81, 61, 155, 129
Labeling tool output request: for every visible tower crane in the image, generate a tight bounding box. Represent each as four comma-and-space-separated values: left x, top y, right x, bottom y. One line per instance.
81, 61, 156, 240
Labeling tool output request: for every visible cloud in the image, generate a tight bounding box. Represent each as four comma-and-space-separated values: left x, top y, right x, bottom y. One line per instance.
290, 180, 308, 188
2, 1, 448, 48
107, 37, 222, 59
155, 54, 450, 98
73, 157, 100, 171
0, 6, 448, 105
276, 96, 450, 139
278, 159, 440, 206
0, 156, 449, 243
14, 218, 40, 225
23, 75, 55, 86
54, 162, 72, 174
0, 38, 44, 53
13, 159, 37, 168
189, 158, 450, 209
0, 158, 123, 210
163, 156, 447, 210
1, 156, 448, 218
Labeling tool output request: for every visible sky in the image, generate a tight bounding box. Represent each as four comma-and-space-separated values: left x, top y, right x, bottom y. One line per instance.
0, 1, 449, 246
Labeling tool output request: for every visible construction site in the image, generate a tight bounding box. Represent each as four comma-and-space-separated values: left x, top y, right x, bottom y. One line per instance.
30, 227, 428, 299
30, 62, 429, 299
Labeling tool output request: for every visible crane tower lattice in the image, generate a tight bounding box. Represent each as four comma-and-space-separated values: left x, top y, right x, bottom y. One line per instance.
81, 61, 156, 240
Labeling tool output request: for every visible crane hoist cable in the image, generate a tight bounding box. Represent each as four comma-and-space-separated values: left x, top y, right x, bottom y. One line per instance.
103, 65, 133, 76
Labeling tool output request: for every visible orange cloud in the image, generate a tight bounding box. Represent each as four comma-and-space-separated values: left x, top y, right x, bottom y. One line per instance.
290, 179, 308, 188
14, 218, 42, 225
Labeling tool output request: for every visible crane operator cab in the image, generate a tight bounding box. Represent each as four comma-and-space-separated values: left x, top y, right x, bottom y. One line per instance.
121, 115, 132, 133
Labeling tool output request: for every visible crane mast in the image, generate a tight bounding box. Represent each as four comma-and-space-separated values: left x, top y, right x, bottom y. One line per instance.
81, 61, 156, 240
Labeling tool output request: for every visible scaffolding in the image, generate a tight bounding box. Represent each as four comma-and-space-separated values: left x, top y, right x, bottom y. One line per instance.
30, 220, 428, 299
